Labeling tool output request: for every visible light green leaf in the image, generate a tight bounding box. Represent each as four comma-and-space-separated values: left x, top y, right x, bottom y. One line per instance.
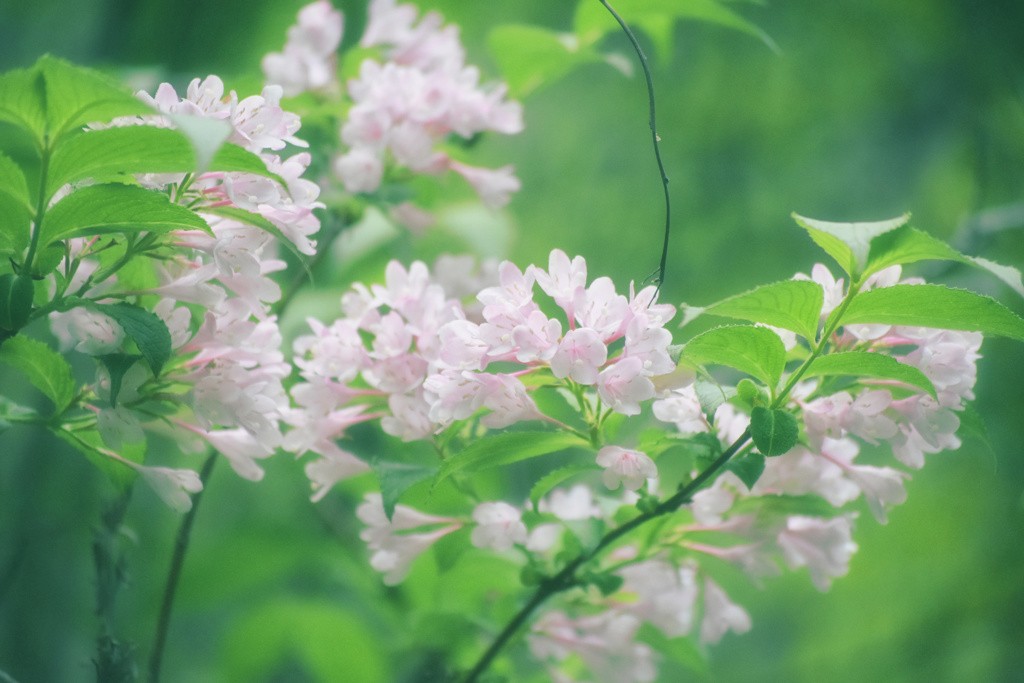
0, 192, 32, 262
750, 406, 798, 456
694, 379, 735, 421
803, 352, 936, 399
38, 55, 151, 141
0, 151, 32, 211
46, 126, 196, 200
684, 279, 824, 341
39, 183, 211, 248
94, 302, 172, 375
529, 463, 602, 509
208, 142, 288, 186
168, 113, 233, 175
682, 325, 787, 388
793, 212, 910, 277
866, 225, 1024, 298
0, 65, 46, 141
489, 25, 604, 98
837, 284, 1024, 342
0, 395, 39, 433
197, 205, 309, 265
0, 334, 76, 412
54, 427, 145, 491
435, 431, 589, 486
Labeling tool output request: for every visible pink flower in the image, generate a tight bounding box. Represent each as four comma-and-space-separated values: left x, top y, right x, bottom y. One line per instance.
262, 0, 343, 96
596, 446, 657, 491
597, 357, 656, 416
470, 501, 527, 551
356, 493, 460, 584
550, 327, 607, 385
700, 577, 752, 644
776, 514, 858, 592
448, 161, 521, 209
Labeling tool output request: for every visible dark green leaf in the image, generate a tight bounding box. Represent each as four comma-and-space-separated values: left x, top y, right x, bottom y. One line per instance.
97, 353, 142, 407
39, 183, 211, 248
793, 212, 910, 277
803, 351, 936, 399
0, 334, 76, 412
371, 459, 439, 521
682, 325, 787, 388
434, 431, 588, 485
837, 284, 1024, 342
94, 302, 171, 374
725, 451, 766, 489
683, 279, 824, 341
750, 406, 798, 456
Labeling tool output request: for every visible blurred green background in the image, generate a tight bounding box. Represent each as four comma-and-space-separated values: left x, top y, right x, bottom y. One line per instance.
1, 0, 1022, 681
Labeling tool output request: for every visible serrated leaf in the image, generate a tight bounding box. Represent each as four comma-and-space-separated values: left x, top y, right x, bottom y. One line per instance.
46, 126, 196, 200
94, 302, 172, 374
0, 191, 32, 261
0, 151, 31, 211
749, 406, 798, 456
434, 431, 588, 486
38, 183, 211, 249
724, 451, 765, 489
793, 212, 910, 277
865, 225, 1024, 297
371, 459, 439, 521
0, 334, 76, 412
838, 284, 1024, 342
682, 325, 786, 388
693, 379, 735, 423
689, 279, 824, 341
488, 25, 604, 98
38, 55, 152, 141
803, 352, 936, 399
0, 65, 47, 141
528, 463, 601, 509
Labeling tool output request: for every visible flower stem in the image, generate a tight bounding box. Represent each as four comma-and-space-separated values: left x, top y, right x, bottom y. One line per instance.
146, 450, 217, 683
460, 428, 752, 682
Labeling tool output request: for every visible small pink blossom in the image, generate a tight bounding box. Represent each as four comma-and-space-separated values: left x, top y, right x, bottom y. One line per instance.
700, 577, 752, 644
776, 514, 858, 592
550, 327, 607, 385
470, 501, 527, 551
596, 446, 657, 491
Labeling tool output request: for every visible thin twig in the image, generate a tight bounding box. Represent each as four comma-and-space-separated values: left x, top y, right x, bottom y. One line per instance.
460, 429, 752, 683
147, 450, 217, 683
599, 0, 672, 289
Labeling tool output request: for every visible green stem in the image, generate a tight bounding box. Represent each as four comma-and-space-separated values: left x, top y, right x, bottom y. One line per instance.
146, 450, 217, 683
599, 0, 671, 289
23, 139, 51, 274
460, 428, 752, 683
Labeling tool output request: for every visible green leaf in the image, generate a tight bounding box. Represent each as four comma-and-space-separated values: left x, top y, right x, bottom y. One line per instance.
168, 113, 233, 175
837, 284, 1024, 342
683, 279, 824, 341
865, 225, 1024, 297
94, 302, 171, 375
97, 353, 142, 407
0, 395, 40, 433
38, 55, 151, 141
434, 431, 588, 486
209, 142, 288, 186
488, 25, 604, 98
55, 427, 146, 490
371, 459, 439, 521
0, 334, 76, 412
0, 65, 47, 141
39, 183, 211, 249
574, 0, 777, 60
749, 406, 798, 456
528, 463, 602, 509
802, 352, 937, 399
694, 379, 735, 422
0, 191, 32, 261
682, 325, 787, 388
197, 205, 309, 264
0, 151, 32, 211
793, 212, 910, 277
46, 126, 195, 200
725, 451, 766, 489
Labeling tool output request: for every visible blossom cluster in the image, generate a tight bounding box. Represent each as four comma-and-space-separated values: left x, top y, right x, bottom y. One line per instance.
262, 0, 525, 209
335, 258, 982, 682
